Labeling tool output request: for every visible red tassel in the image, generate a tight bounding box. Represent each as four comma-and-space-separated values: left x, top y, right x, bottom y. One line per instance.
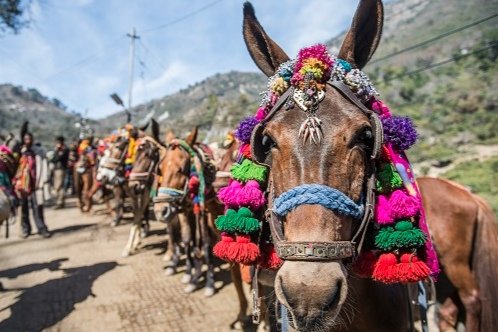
352, 251, 377, 278
397, 253, 431, 283
240, 144, 252, 159
213, 233, 260, 264
258, 243, 283, 270
373, 253, 399, 283
189, 175, 200, 193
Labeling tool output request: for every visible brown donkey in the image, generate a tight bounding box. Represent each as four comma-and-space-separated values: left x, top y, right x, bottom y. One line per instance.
153, 127, 223, 296
237, 1, 412, 331
418, 177, 498, 332
123, 124, 165, 257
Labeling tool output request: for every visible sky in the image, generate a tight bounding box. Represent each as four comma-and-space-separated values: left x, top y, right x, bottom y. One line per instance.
0, 0, 361, 119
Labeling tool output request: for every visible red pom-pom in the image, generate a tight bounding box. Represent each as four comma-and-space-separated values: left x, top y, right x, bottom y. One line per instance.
213, 233, 260, 264
397, 253, 431, 283
213, 233, 236, 261
373, 253, 399, 283
258, 244, 283, 270
352, 251, 377, 278
189, 175, 200, 193
240, 144, 252, 159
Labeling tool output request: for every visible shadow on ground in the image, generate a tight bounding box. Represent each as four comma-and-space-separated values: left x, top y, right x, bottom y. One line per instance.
51, 223, 95, 236
0, 261, 117, 331
0, 258, 68, 279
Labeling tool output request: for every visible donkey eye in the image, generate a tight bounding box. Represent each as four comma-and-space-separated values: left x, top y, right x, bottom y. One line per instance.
262, 135, 276, 149
352, 128, 373, 150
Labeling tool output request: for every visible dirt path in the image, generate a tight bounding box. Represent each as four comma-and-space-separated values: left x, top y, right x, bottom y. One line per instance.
0, 199, 244, 332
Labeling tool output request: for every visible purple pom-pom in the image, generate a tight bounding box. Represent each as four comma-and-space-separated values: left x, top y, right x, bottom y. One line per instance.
235, 117, 259, 144
381, 116, 418, 151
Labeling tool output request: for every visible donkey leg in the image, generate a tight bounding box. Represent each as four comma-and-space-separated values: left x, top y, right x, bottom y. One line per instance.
185, 256, 203, 294
122, 224, 139, 257
229, 265, 250, 329
203, 243, 215, 297
438, 295, 459, 332
164, 244, 180, 276
444, 265, 480, 332
111, 187, 123, 226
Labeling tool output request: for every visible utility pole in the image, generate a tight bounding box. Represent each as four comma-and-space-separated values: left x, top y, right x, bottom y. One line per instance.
126, 27, 140, 123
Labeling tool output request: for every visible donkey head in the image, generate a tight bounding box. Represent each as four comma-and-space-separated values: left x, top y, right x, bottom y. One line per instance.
153, 127, 198, 222
243, 0, 383, 329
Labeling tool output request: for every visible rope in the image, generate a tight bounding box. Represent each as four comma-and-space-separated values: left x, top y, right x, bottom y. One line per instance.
273, 184, 364, 220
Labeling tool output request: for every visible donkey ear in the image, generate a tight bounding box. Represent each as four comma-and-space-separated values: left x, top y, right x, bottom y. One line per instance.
338, 0, 384, 69
151, 118, 160, 142
243, 2, 290, 77
164, 129, 176, 145
139, 121, 149, 132
185, 126, 198, 147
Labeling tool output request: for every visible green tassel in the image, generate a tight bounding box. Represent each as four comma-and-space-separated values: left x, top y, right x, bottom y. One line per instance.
375, 220, 427, 250
215, 207, 260, 234
230, 159, 268, 183
376, 163, 403, 193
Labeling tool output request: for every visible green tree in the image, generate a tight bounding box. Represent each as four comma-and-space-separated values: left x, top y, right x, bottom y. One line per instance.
0, 0, 29, 35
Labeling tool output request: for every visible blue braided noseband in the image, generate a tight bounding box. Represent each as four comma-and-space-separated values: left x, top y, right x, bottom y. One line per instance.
273, 184, 364, 220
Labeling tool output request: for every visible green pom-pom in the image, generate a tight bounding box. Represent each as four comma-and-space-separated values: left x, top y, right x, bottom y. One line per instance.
375, 220, 426, 250
376, 163, 403, 193
215, 207, 260, 234
230, 159, 268, 183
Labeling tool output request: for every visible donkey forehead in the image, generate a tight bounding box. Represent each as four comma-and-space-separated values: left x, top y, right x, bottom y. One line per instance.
267, 88, 371, 138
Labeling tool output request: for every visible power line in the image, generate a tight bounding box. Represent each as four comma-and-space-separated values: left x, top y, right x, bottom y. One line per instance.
138, 39, 167, 71
380, 41, 497, 83
371, 13, 498, 64
140, 0, 223, 34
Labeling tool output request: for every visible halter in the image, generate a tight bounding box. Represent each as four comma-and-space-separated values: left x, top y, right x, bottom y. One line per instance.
257, 80, 380, 262
128, 137, 165, 184
152, 139, 206, 213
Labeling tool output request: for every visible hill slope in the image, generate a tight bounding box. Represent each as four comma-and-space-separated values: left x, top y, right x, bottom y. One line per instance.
0, 84, 86, 145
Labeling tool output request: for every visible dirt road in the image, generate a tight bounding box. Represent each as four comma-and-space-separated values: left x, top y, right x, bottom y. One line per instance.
0, 198, 244, 332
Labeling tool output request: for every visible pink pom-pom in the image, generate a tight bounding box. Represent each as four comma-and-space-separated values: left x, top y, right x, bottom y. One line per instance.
375, 194, 394, 224
389, 189, 421, 220
217, 180, 243, 208
237, 180, 266, 210
255, 107, 267, 121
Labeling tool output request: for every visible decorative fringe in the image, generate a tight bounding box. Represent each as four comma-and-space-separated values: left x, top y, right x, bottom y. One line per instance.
376, 163, 403, 193
238, 180, 266, 210
375, 189, 421, 224
375, 220, 427, 250
258, 243, 283, 270
372, 253, 399, 283
230, 159, 268, 183
214, 208, 261, 234
213, 233, 260, 264
372, 252, 431, 283
217, 180, 243, 207
397, 253, 431, 283
352, 250, 377, 278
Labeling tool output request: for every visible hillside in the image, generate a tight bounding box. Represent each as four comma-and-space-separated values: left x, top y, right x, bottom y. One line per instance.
98, 71, 266, 142
0, 84, 87, 145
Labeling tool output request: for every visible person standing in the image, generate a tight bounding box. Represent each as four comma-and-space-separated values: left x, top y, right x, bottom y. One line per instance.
13, 132, 50, 238
52, 136, 69, 209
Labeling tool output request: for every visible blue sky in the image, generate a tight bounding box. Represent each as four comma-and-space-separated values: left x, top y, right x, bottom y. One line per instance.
0, 0, 361, 118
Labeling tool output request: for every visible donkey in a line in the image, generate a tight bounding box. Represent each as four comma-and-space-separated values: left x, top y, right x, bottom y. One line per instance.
153, 127, 223, 297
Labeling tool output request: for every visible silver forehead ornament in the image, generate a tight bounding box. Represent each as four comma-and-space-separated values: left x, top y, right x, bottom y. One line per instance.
293, 88, 325, 145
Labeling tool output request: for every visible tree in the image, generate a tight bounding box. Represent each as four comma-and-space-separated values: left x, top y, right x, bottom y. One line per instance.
0, 0, 29, 35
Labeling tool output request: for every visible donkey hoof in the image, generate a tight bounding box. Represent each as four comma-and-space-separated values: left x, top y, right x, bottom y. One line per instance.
184, 283, 197, 294
203, 287, 215, 297
121, 250, 131, 258
111, 220, 119, 227
181, 274, 192, 284
162, 253, 173, 262
164, 267, 175, 276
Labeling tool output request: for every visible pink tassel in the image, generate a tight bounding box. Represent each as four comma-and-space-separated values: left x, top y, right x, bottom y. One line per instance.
375, 189, 421, 224
389, 189, 421, 220
375, 194, 394, 224
217, 180, 243, 208
237, 180, 266, 210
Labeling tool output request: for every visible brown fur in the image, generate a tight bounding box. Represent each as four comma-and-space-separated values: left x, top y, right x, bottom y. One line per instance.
418, 177, 498, 332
